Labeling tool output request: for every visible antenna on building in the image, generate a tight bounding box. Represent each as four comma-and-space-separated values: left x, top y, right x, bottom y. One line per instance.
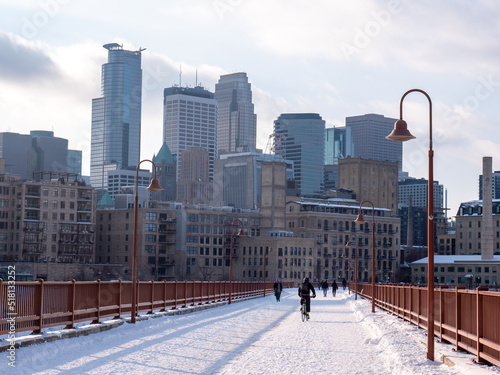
179, 64, 182, 87
195, 68, 198, 87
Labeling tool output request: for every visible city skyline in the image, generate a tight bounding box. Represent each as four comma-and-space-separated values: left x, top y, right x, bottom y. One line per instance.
2, 1, 500, 216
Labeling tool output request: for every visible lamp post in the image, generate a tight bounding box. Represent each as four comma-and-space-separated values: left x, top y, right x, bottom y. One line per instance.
131, 159, 163, 324
354, 200, 375, 313
386, 88, 435, 361
263, 240, 273, 297
228, 219, 244, 304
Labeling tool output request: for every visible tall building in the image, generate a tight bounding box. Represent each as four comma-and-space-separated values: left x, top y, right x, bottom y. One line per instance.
213, 151, 294, 209
346, 114, 402, 171
90, 43, 143, 192
325, 127, 352, 190
163, 86, 217, 181
274, 113, 325, 197
479, 171, 500, 200
398, 177, 445, 247
0, 131, 81, 180
214, 72, 256, 154
176, 147, 212, 204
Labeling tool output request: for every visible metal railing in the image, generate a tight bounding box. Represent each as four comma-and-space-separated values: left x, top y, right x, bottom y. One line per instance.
353, 282, 500, 367
0, 280, 291, 336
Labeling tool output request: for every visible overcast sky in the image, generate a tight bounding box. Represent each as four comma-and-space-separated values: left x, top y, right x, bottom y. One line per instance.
1, 0, 500, 217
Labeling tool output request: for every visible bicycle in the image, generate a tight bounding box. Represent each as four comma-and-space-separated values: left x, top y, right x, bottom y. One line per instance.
300, 295, 315, 321
300, 298, 308, 321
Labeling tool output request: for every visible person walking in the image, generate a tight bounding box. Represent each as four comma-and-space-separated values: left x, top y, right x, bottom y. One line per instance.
273, 278, 283, 301
298, 277, 316, 318
321, 280, 328, 297
342, 278, 347, 290
331, 280, 338, 297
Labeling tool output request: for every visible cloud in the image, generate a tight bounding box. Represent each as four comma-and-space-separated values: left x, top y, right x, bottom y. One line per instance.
0, 31, 59, 81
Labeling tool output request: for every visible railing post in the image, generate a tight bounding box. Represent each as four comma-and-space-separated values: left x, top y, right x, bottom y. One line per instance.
476, 287, 484, 363
173, 280, 178, 310
439, 287, 443, 342
162, 280, 167, 312
115, 279, 122, 319
455, 287, 460, 350
92, 279, 101, 324
65, 279, 76, 329
33, 279, 44, 334
149, 280, 154, 314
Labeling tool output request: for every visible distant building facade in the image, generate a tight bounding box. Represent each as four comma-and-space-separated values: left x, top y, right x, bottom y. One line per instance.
346, 113, 402, 171
274, 113, 325, 197
338, 157, 399, 213
212, 151, 294, 209
0, 131, 82, 180
324, 127, 352, 191
214, 72, 256, 154
163, 86, 217, 182
176, 148, 212, 204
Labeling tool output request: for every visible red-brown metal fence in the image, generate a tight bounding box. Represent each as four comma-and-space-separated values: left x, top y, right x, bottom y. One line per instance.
354, 283, 500, 367
0, 280, 290, 337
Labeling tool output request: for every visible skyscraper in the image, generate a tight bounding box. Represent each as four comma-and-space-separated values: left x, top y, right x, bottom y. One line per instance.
346, 114, 402, 171
274, 113, 325, 196
90, 43, 143, 191
163, 86, 217, 181
214, 72, 256, 154
324, 127, 352, 190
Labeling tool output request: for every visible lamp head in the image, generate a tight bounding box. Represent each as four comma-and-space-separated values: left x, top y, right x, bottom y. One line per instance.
386, 119, 416, 142
146, 178, 163, 192
354, 213, 366, 224
237, 227, 245, 236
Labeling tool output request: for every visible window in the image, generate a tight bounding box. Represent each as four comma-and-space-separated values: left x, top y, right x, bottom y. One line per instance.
145, 223, 157, 232
145, 212, 157, 220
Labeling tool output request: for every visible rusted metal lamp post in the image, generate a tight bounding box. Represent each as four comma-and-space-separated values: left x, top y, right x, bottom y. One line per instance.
354, 200, 375, 313
263, 240, 273, 297
131, 159, 162, 324
386, 88, 435, 361
228, 219, 244, 304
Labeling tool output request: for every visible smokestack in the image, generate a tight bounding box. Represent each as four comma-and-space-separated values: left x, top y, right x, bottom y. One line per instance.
482, 157, 494, 260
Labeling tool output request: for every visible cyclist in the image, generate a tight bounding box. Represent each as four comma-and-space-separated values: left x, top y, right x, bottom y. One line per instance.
298, 277, 316, 318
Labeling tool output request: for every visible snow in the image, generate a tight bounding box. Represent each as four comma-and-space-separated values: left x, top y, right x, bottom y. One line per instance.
2, 289, 499, 375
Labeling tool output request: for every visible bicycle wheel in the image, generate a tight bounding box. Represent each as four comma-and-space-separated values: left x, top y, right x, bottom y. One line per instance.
301, 304, 306, 322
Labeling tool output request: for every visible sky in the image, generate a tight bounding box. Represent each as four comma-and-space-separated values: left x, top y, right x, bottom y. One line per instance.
2, 289, 496, 374
1, 0, 500, 217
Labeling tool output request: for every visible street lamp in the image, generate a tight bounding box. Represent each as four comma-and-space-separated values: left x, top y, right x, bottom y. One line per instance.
131, 159, 162, 324
263, 240, 273, 297
228, 219, 244, 304
386, 88, 435, 361
354, 200, 375, 313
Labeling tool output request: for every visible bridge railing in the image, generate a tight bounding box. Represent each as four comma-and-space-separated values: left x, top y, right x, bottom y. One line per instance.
0, 279, 292, 336
353, 282, 500, 367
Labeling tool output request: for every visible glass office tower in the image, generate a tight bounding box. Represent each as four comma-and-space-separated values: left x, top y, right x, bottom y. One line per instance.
214, 72, 256, 154
274, 113, 325, 196
163, 86, 217, 182
90, 43, 143, 190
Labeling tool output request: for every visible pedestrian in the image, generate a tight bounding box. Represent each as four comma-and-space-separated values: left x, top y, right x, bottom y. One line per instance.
273, 278, 283, 301
298, 277, 316, 318
331, 280, 338, 297
321, 280, 328, 297
342, 278, 347, 290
